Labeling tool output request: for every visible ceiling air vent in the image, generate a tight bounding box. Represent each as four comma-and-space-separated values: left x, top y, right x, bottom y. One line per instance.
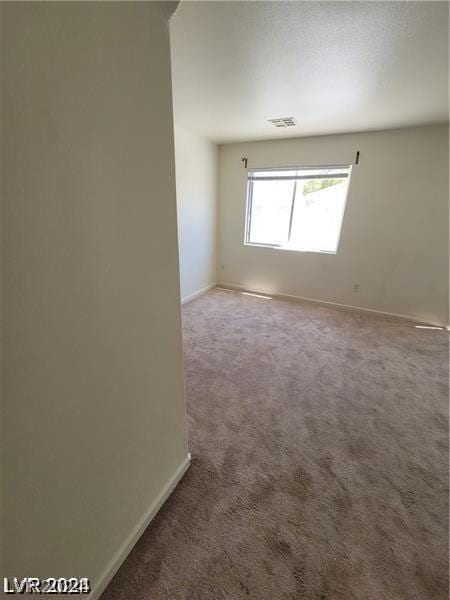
268, 117, 297, 128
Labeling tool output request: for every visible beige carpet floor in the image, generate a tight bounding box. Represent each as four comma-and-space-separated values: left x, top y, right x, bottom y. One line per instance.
102, 288, 449, 600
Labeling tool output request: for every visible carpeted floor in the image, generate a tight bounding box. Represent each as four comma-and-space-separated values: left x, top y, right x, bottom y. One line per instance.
102, 288, 449, 600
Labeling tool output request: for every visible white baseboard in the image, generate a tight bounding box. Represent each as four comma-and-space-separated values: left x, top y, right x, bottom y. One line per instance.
181, 283, 216, 305
216, 282, 445, 327
88, 453, 191, 600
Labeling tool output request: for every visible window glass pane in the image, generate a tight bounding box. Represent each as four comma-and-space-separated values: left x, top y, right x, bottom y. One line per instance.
248, 179, 294, 246
287, 178, 348, 252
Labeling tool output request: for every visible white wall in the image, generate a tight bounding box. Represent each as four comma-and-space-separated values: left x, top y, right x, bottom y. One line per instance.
0, 4, 3, 579
174, 126, 218, 301
1, 2, 188, 596
218, 125, 449, 326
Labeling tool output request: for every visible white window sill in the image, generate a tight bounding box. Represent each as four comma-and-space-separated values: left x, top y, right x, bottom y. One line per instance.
243, 242, 337, 255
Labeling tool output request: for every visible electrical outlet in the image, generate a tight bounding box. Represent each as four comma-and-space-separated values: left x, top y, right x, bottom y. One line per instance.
353, 284, 360, 293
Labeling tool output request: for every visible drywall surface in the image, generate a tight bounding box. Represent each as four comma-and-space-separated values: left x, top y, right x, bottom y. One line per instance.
1, 1, 188, 592
218, 125, 449, 325
174, 126, 217, 300
0, 4, 4, 578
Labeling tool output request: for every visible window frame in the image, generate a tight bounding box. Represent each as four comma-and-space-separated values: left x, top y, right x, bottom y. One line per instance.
243, 164, 352, 254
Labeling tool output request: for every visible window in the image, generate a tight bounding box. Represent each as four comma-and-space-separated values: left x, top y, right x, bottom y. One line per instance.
244, 165, 351, 254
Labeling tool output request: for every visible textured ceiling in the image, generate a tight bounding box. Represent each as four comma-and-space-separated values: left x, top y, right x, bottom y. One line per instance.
170, 1, 449, 143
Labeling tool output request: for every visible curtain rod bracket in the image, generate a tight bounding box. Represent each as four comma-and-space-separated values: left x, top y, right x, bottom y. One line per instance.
242, 157, 248, 169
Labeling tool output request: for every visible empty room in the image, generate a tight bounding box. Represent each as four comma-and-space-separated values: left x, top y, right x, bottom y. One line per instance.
0, 1, 448, 600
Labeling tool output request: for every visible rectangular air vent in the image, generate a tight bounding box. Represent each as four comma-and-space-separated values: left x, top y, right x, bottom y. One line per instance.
268, 117, 297, 128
